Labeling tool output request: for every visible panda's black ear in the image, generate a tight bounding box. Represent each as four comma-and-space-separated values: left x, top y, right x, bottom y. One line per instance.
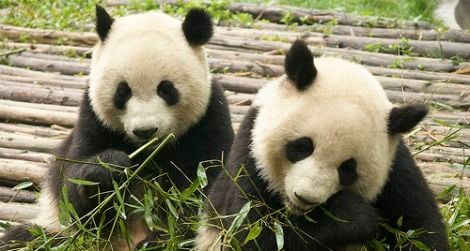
96, 5, 114, 42
182, 8, 213, 46
388, 104, 428, 134
285, 40, 317, 91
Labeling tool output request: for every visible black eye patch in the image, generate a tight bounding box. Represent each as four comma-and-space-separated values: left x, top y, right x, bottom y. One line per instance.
285, 137, 314, 163
338, 158, 358, 186
113, 81, 132, 110
157, 80, 179, 106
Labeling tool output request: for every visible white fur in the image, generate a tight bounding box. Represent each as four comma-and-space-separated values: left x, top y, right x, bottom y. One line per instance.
31, 183, 60, 232
89, 11, 211, 142
195, 225, 223, 251
252, 57, 399, 214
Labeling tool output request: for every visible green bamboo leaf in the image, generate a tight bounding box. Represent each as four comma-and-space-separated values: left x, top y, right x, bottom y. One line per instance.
273, 221, 284, 250
13, 181, 33, 190
227, 201, 252, 235
67, 178, 99, 186
197, 163, 208, 188
244, 221, 262, 243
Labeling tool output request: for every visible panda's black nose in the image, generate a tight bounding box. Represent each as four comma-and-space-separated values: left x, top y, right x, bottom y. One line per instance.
133, 128, 158, 139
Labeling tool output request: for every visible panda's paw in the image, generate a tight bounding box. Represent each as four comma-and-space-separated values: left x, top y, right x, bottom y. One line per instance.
324, 190, 379, 239
76, 150, 131, 198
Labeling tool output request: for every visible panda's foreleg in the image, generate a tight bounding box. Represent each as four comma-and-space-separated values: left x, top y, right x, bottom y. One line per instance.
62, 149, 131, 226
304, 190, 379, 249
373, 143, 449, 251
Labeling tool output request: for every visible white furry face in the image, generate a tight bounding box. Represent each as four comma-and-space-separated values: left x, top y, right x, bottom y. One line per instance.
252, 57, 398, 214
89, 12, 211, 143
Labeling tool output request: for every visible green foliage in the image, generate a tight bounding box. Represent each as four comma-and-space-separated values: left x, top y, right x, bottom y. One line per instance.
364, 38, 414, 56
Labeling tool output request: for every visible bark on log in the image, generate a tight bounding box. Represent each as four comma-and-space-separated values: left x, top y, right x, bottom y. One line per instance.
0, 201, 39, 223
249, 22, 470, 43
226, 3, 434, 29
0, 24, 97, 46
0, 82, 83, 106
216, 26, 470, 59
6, 55, 89, 75
0, 147, 54, 163
0, 186, 37, 203
209, 49, 470, 84
0, 41, 92, 57
0, 158, 47, 184
0, 74, 87, 89
0, 99, 78, 113
0, 65, 87, 83
0, 103, 77, 127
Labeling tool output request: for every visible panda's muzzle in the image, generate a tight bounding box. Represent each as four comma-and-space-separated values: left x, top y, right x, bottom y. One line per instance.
294, 192, 318, 206
133, 127, 158, 139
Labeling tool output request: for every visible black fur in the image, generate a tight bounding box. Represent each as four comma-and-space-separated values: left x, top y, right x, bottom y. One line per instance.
113, 81, 132, 110
157, 80, 179, 106
206, 106, 448, 250
338, 158, 358, 186
95, 5, 114, 42
285, 137, 314, 163
1, 82, 233, 245
206, 108, 379, 250
374, 140, 449, 250
388, 104, 428, 134
285, 40, 316, 91
182, 8, 213, 46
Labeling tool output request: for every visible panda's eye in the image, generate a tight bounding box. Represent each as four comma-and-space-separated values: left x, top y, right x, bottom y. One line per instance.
114, 81, 132, 110
285, 137, 314, 163
157, 80, 179, 106
338, 158, 358, 186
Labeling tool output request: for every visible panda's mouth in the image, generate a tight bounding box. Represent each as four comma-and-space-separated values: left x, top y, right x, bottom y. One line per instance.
283, 194, 319, 215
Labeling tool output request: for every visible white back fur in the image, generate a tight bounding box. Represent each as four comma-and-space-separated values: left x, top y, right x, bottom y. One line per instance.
252, 57, 398, 213
89, 11, 211, 142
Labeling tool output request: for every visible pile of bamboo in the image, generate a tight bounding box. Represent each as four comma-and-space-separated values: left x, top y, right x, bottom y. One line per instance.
0, 2, 468, 224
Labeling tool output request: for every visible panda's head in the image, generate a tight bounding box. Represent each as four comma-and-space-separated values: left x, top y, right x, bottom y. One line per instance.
252, 40, 428, 215
89, 5, 213, 143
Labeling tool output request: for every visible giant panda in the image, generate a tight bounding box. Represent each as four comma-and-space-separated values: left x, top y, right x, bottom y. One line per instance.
1, 5, 233, 250
196, 40, 449, 250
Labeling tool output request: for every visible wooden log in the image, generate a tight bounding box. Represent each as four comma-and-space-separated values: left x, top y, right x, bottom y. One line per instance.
209, 36, 469, 72
0, 131, 60, 153
0, 82, 83, 106
214, 74, 470, 109
0, 74, 87, 89
0, 158, 47, 184
6, 55, 89, 75
0, 24, 97, 46
0, 99, 78, 113
0, 186, 37, 203
0, 64, 87, 83
0, 201, 39, 223
216, 26, 470, 59
324, 34, 470, 59
0, 121, 70, 138
0, 147, 54, 163
225, 3, 434, 29
248, 21, 470, 43
0, 41, 92, 57
0, 103, 77, 127
208, 49, 470, 84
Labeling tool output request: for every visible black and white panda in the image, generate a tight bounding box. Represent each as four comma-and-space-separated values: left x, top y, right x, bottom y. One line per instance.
1, 5, 233, 250
196, 40, 448, 250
